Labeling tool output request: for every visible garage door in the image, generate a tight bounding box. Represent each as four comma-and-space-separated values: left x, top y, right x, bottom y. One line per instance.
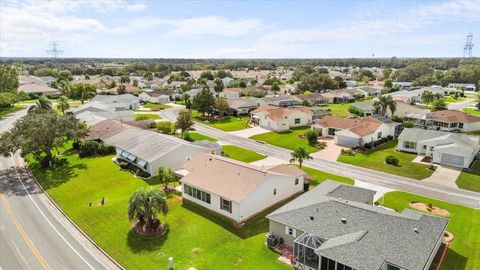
440, 153, 464, 167
336, 135, 358, 148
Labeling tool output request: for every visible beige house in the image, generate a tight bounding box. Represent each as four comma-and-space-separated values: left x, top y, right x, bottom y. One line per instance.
177, 154, 307, 223
427, 110, 480, 132
251, 105, 313, 131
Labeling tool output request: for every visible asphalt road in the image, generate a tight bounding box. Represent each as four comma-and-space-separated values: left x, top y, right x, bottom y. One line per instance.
161, 105, 480, 209
0, 108, 120, 270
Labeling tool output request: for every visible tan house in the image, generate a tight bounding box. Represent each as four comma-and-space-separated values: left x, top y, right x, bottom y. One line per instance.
427, 110, 480, 132
18, 84, 60, 96
312, 115, 396, 147
177, 154, 307, 223
251, 105, 313, 131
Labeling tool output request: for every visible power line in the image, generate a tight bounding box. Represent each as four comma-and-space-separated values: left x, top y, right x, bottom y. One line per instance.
463, 32, 474, 58
46, 42, 63, 60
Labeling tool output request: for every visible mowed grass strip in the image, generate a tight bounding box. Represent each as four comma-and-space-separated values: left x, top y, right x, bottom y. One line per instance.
192, 111, 250, 131
0, 105, 26, 120
28, 152, 289, 270
380, 191, 480, 270
135, 113, 161, 120
250, 127, 318, 153
337, 140, 434, 180
188, 132, 218, 142
456, 161, 480, 192
299, 166, 354, 186
221, 145, 266, 163
143, 103, 172, 110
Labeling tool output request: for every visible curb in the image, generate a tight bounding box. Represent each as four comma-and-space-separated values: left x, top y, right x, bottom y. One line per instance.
25, 167, 125, 270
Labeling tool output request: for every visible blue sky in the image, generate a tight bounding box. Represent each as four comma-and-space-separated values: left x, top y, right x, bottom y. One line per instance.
0, 0, 478, 58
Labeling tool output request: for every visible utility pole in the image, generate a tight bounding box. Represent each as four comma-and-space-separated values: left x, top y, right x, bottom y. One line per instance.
46, 41, 63, 71
463, 33, 474, 59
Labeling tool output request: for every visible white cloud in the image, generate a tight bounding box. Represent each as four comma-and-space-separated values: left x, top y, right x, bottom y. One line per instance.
166, 16, 264, 37
126, 3, 147, 12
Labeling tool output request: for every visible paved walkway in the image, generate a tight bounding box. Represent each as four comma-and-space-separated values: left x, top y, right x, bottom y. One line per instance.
250, 156, 286, 167
228, 126, 270, 138
355, 180, 395, 202
412, 156, 461, 189
310, 137, 345, 162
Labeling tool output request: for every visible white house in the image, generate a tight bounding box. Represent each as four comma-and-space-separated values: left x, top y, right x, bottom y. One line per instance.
386, 86, 445, 103
448, 83, 476, 91
138, 91, 170, 104
397, 128, 479, 168
92, 94, 141, 110
251, 105, 313, 131
392, 81, 412, 90
312, 115, 396, 147
177, 154, 307, 223
108, 130, 221, 177
219, 89, 241, 99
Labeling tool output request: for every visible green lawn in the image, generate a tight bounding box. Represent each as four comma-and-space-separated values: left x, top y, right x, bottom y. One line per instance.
221, 145, 266, 163
337, 140, 434, 180
250, 127, 318, 153
299, 166, 355, 186
28, 152, 289, 270
319, 101, 373, 118
380, 191, 480, 270
188, 132, 218, 142
192, 111, 249, 132
456, 161, 480, 192
135, 113, 161, 120
143, 103, 171, 110
463, 107, 480, 116
0, 105, 26, 120
444, 96, 467, 103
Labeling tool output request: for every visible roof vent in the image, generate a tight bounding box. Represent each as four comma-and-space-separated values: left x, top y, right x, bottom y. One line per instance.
209, 158, 212, 161
309, 216, 314, 221
341, 218, 347, 224
414, 228, 419, 233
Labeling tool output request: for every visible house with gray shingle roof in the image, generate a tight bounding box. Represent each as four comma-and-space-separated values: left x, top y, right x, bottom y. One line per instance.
266, 180, 448, 270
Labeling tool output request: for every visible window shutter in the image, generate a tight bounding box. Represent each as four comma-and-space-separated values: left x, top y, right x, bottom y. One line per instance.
285, 226, 289, 235
292, 228, 296, 237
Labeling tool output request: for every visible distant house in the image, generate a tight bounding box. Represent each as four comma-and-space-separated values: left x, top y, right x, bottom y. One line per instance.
312, 115, 396, 147
92, 94, 141, 110
321, 91, 355, 104
222, 77, 234, 86
355, 86, 382, 97
295, 93, 328, 106
139, 91, 170, 104
350, 103, 375, 116
387, 101, 429, 120
177, 154, 307, 223
448, 83, 476, 91
392, 81, 412, 90
85, 119, 131, 142
251, 105, 313, 131
405, 110, 480, 132
219, 89, 241, 99
108, 84, 141, 95
398, 128, 479, 168
257, 95, 302, 107
17, 84, 60, 96
267, 180, 448, 270
227, 98, 259, 115
345, 80, 357, 87
386, 86, 445, 103
109, 130, 221, 177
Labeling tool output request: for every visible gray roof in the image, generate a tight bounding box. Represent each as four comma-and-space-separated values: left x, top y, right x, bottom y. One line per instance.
326, 184, 376, 204
92, 94, 140, 103
267, 180, 448, 270
399, 128, 477, 144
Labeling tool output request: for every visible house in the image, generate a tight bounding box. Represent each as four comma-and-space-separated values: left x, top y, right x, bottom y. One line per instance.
222, 77, 234, 86
448, 83, 476, 91
109, 130, 221, 177
139, 91, 170, 104
345, 80, 357, 87
251, 105, 313, 131
350, 103, 375, 116
219, 89, 241, 99
177, 153, 307, 223
386, 87, 445, 103
17, 84, 60, 96
108, 84, 141, 95
74, 109, 135, 125
312, 115, 396, 147
295, 93, 328, 106
355, 86, 382, 97
18, 75, 45, 85
387, 101, 428, 120
257, 95, 302, 107
267, 180, 448, 270
427, 110, 480, 132
85, 119, 131, 142
392, 81, 412, 90
397, 128, 479, 168
227, 98, 259, 115
91, 94, 141, 110
321, 91, 355, 104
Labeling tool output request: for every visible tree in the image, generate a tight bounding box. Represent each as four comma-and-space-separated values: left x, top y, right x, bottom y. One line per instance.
213, 78, 224, 93
0, 92, 21, 108
271, 82, 280, 95
175, 110, 194, 136
290, 147, 312, 168
156, 167, 175, 192
181, 92, 192, 109
382, 68, 393, 79
0, 110, 87, 167
128, 187, 168, 229
333, 76, 347, 88
239, 81, 247, 88
431, 99, 447, 112
156, 121, 174, 134
373, 95, 396, 116
56, 96, 70, 114
421, 91, 435, 108
306, 130, 318, 146
31, 95, 52, 111
475, 93, 480, 109
70, 83, 96, 104
214, 98, 230, 116
0, 65, 19, 92
200, 71, 214, 80
133, 79, 139, 87
384, 79, 393, 90
120, 75, 130, 85
192, 88, 215, 117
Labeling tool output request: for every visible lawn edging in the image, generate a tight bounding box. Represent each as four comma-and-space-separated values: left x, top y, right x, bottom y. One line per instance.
25, 166, 126, 270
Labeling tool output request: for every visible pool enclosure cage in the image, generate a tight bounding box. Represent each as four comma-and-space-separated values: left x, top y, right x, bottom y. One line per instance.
293, 232, 324, 270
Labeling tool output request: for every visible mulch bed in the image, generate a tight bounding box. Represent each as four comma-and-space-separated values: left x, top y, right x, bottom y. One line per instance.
443, 231, 454, 244
132, 221, 167, 237
409, 202, 450, 217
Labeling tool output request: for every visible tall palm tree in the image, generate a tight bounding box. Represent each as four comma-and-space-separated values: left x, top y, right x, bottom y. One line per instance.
421, 91, 434, 108
373, 95, 397, 116
290, 147, 312, 168
56, 96, 70, 114
128, 187, 168, 228
29, 95, 52, 112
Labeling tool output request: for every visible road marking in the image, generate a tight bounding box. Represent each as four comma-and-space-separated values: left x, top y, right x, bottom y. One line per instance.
10, 157, 96, 270
0, 193, 51, 270
12, 239, 30, 268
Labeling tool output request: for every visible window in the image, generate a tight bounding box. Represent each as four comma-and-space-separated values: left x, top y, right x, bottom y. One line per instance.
387, 264, 401, 270
295, 178, 299, 185
285, 226, 296, 237
459, 123, 464, 129
220, 198, 232, 213
273, 188, 277, 195
183, 184, 210, 204
377, 132, 382, 139
450, 122, 457, 128
294, 118, 301, 124
403, 141, 417, 149
422, 145, 427, 150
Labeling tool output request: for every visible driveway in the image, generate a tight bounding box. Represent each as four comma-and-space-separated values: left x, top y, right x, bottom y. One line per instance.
412, 156, 461, 189
249, 156, 287, 167
311, 137, 345, 162
355, 180, 395, 203
228, 126, 270, 138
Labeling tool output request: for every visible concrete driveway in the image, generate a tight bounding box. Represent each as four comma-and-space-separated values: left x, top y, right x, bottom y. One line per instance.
412, 156, 461, 189
311, 137, 345, 162
249, 156, 287, 167
228, 126, 270, 138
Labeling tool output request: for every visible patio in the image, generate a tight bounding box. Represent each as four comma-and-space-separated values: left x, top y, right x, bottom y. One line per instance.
274, 244, 293, 265
310, 137, 345, 162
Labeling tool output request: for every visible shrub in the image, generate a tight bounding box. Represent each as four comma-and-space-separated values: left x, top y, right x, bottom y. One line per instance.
147, 121, 157, 129
316, 141, 327, 150
428, 164, 436, 171
183, 132, 193, 142
392, 116, 403, 123
156, 121, 174, 134
403, 121, 414, 128
387, 135, 393, 141
79, 141, 100, 157
305, 130, 319, 145
341, 148, 355, 156
348, 106, 364, 116
135, 114, 150, 121
363, 142, 373, 149
72, 141, 81, 150
385, 155, 399, 166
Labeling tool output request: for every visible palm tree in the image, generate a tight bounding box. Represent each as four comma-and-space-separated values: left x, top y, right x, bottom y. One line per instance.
128, 187, 168, 229
421, 91, 434, 108
29, 95, 52, 112
290, 147, 312, 168
373, 95, 396, 116
56, 96, 70, 114
475, 93, 480, 110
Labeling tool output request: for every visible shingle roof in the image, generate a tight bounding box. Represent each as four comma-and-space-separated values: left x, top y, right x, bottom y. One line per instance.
427, 110, 480, 123
18, 84, 59, 94
251, 105, 312, 121
314, 115, 389, 136
86, 120, 130, 141
267, 181, 448, 270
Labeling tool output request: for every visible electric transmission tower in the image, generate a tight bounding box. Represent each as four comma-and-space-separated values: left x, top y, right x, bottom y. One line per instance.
46, 42, 63, 60
463, 33, 474, 58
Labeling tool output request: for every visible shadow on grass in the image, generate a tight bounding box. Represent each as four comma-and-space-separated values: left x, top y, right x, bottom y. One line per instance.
29, 162, 87, 190
441, 247, 468, 270
126, 228, 169, 253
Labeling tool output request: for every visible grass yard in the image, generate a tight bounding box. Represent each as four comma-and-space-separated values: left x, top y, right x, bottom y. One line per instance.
0, 105, 26, 120
221, 145, 266, 163
29, 152, 289, 270
135, 113, 161, 120
380, 191, 480, 270
444, 96, 467, 103
143, 103, 171, 110
456, 161, 480, 192
317, 101, 373, 118
337, 140, 434, 180
250, 126, 319, 153
192, 111, 249, 131
299, 166, 354, 186
463, 107, 480, 116
188, 132, 218, 142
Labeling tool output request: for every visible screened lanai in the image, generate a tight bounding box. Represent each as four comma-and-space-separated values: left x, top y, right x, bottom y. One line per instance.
294, 232, 324, 270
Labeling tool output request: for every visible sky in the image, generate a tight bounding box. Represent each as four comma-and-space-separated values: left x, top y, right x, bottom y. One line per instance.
0, 0, 479, 58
